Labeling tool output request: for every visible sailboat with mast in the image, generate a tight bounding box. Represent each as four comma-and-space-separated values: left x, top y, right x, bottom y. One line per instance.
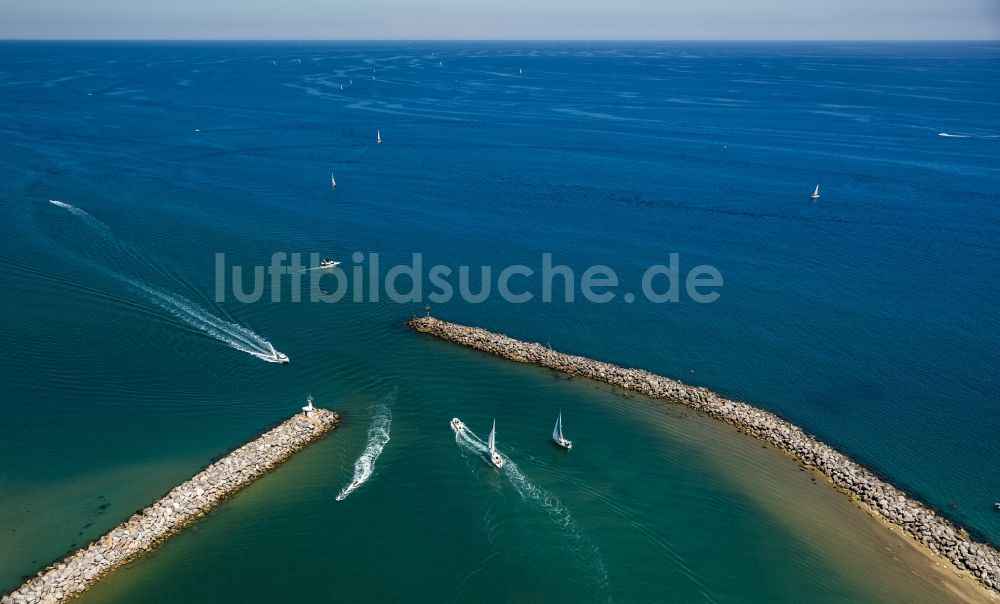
487, 419, 504, 469
810, 184, 820, 201
376, 129, 382, 145
552, 411, 572, 449
330, 172, 336, 188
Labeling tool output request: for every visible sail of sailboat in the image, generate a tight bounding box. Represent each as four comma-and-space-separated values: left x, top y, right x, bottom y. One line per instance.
552, 411, 573, 449
487, 419, 504, 468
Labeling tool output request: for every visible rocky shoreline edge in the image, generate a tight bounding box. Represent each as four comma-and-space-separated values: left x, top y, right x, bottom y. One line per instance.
2, 408, 340, 604
408, 316, 999, 595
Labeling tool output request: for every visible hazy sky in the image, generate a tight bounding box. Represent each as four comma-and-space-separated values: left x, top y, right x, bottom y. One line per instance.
2, 0, 998, 40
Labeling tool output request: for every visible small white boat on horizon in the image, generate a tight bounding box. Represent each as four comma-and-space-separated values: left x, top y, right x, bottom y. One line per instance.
320, 259, 341, 269
330, 172, 337, 188
552, 411, 572, 450
810, 184, 821, 201
377, 129, 382, 145
487, 419, 504, 469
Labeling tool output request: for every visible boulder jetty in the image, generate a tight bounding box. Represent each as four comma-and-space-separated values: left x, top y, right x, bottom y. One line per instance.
3, 406, 339, 604
408, 316, 1000, 595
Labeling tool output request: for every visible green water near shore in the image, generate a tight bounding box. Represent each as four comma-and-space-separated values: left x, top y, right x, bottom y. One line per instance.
63, 338, 978, 604
3, 41, 998, 603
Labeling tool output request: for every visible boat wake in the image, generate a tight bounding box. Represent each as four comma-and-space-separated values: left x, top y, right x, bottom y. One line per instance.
937, 131, 1000, 139
454, 427, 572, 526
47, 199, 287, 363
49, 200, 106, 224
125, 278, 287, 362
336, 396, 393, 501
453, 425, 610, 593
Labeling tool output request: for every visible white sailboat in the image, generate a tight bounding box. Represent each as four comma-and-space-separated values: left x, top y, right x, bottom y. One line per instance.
810, 184, 820, 201
330, 172, 337, 188
552, 411, 572, 449
377, 129, 382, 145
487, 419, 504, 469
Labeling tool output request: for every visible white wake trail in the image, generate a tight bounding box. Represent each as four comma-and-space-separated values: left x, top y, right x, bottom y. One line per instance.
49, 200, 109, 230
337, 400, 392, 501
125, 278, 286, 362
455, 427, 571, 526
48, 199, 287, 363
452, 425, 611, 593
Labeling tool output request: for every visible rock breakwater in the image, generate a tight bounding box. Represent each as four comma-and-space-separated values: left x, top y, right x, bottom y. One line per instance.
409, 316, 999, 595
2, 408, 339, 604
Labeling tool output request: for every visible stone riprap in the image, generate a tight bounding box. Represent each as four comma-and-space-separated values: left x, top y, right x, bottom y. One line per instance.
3, 408, 339, 604
409, 316, 999, 594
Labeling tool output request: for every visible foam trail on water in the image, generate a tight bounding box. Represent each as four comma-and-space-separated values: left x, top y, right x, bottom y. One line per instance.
125, 278, 286, 362
455, 428, 572, 525
49, 200, 109, 230
337, 398, 393, 501
48, 199, 286, 363
453, 425, 611, 594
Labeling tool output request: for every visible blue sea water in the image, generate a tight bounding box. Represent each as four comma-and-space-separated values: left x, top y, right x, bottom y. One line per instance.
0, 41, 998, 602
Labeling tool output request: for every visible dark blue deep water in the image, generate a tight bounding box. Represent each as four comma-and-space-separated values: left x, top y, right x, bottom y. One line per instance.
1, 42, 998, 602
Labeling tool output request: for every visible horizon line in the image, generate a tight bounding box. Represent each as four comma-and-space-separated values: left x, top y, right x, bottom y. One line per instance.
1, 38, 997, 43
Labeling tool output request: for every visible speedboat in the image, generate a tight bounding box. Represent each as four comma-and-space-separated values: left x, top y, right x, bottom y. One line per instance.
274, 351, 289, 363
450, 417, 467, 434
487, 419, 504, 469
552, 411, 572, 450
320, 259, 341, 269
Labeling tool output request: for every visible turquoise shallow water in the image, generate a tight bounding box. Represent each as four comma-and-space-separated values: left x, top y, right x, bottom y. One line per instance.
1, 42, 998, 602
